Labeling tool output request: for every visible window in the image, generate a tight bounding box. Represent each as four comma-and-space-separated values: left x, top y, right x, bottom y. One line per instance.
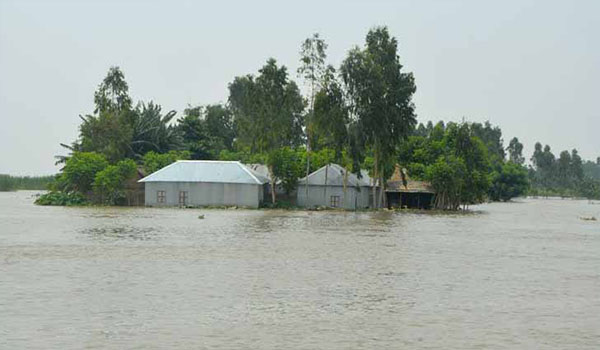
157, 190, 166, 203
330, 195, 340, 208
179, 191, 188, 206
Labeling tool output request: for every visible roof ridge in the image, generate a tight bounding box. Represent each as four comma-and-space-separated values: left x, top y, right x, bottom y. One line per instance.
238, 162, 265, 184
176, 160, 239, 163
138, 160, 181, 182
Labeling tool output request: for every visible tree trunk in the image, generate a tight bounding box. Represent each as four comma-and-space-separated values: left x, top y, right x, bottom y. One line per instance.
372, 151, 378, 209
269, 165, 276, 204
324, 164, 329, 206
305, 134, 310, 203
379, 173, 386, 208
343, 166, 348, 209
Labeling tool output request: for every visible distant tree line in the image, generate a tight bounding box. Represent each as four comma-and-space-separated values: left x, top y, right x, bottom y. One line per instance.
528, 143, 600, 199
0, 175, 54, 192
36, 26, 600, 207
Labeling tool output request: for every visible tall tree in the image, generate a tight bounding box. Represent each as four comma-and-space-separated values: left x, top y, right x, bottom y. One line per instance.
298, 33, 328, 199
312, 66, 349, 160
93, 66, 132, 114
229, 59, 305, 203
341, 26, 417, 207
507, 137, 525, 165
130, 102, 182, 157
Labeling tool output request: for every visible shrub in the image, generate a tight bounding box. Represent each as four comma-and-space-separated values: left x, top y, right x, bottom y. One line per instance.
35, 191, 88, 206
93, 159, 137, 205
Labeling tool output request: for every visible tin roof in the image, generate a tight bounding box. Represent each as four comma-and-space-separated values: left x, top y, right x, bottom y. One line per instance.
138, 160, 268, 185
245, 163, 281, 184
298, 163, 371, 187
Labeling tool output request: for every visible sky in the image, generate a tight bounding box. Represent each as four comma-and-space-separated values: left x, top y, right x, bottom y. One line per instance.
0, 0, 598, 175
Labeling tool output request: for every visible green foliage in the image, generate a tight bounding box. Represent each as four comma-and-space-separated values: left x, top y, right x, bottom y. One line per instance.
529, 143, 593, 198
60, 152, 109, 193
93, 159, 138, 205
0, 175, 55, 191
176, 104, 234, 159
35, 191, 88, 206
93, 66, 132, 114
130, 102, 183, 157
0, 175, 16, 191
312, 66, 349, 158
426, 156, 467, 210
268, 147, 304, 194
340, 26, 417, 207
229, 58, 305, 154
489, 162, 529, 201
142, 150, 191, 175
507, 137, 525, 165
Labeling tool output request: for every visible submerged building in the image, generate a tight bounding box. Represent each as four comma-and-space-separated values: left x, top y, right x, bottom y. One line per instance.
385, 165, 435, 209
296, 164, 372, 210
139, 160, 269, 208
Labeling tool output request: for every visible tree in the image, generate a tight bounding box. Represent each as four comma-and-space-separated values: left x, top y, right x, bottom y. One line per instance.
312, 66, 349, 160
93, 66, 133, 114
129, 102, 182, 157
60, 152, 109, 193
93, 159, 137, 205
142, 150, 191, 174
471, 121, 505, 164
570, 149, 584, 182
489, 162, 529, 201
341, 26, 417, 207
426, 156, 467, 210
204, 104, 235, 153
557, 150, 572, 188
507, 137, 525, 165
229, 59, 305, 203
176, 104, 235, 159
298, 33, 328, 200
268, 147, 304, 195
229, 59, 305, 154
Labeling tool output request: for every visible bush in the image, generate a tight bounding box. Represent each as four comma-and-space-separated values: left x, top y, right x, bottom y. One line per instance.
93, 159, 138, 205
489, 162, 529, 201
35, 191, 88, 206
61, 152, 109, 193
143, 150, 190, 174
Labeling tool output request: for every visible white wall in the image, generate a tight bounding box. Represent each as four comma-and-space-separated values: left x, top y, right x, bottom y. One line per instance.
296, 185, 371, 210
144, 182, 262, 208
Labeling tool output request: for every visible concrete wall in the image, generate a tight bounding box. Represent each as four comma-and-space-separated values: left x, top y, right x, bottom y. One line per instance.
144, 182, 262, 208
296, 185, 371, 210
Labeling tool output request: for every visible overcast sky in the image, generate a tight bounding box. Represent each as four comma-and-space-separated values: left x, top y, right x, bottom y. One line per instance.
1, 0, 598, 175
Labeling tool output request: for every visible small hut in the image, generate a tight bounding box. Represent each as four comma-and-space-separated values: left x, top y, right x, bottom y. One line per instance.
386, 165, 435, 209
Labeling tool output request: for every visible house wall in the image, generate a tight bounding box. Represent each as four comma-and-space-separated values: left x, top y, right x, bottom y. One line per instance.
296, 185, 371, 210
144, 182, 262, 208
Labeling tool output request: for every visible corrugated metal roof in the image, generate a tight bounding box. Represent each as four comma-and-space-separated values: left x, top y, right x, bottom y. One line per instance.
138, 160, 267, 184
298, 164, 371, 187
245, 163, 280, 184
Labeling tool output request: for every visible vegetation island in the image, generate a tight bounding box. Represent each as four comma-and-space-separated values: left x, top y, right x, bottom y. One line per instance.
2, 27, 598, 209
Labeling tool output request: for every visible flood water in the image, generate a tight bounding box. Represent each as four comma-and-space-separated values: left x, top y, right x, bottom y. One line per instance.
1, 191, 599, 349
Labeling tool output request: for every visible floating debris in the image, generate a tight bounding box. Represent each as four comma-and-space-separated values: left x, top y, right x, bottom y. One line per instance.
580, 216, 597, 221
198, 214, 205, 219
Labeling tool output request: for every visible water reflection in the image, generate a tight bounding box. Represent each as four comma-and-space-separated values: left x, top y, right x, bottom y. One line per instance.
81, 226, 157, 242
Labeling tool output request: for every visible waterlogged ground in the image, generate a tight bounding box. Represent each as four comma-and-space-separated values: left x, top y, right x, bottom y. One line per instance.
1, 191, 599, 349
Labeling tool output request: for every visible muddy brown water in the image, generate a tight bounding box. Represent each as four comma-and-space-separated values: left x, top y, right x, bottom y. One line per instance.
1, 191, 599, 349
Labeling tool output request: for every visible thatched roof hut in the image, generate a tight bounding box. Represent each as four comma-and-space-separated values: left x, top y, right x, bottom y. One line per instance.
386, 165, 435, 209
